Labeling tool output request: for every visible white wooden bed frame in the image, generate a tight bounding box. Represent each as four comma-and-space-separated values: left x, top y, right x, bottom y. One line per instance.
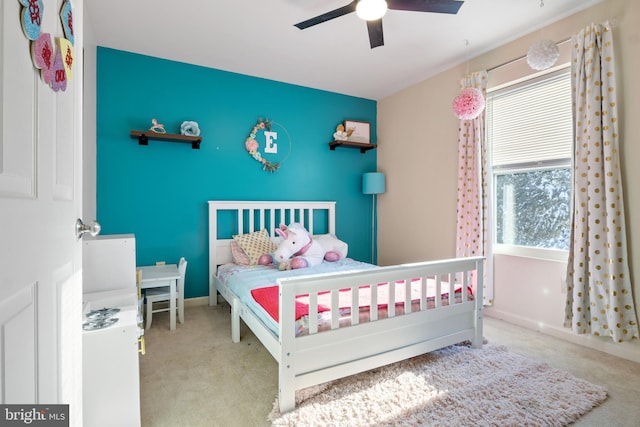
208, 200, 484, 413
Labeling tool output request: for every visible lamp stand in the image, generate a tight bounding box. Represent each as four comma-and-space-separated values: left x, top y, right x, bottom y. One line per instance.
371, 193, 376, 264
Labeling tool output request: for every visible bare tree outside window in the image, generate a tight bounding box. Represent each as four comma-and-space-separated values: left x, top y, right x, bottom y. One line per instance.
495, 168, 571, 250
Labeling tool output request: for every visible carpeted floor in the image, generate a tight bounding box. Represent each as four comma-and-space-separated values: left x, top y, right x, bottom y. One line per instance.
139, 302, 640, 426
268, 343, 607, 426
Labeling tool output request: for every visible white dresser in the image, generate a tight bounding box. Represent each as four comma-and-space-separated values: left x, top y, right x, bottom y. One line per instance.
82, 235, 141, 427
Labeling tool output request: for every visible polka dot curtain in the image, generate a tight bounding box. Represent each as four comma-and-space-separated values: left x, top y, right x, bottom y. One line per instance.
455, 71, 493, 306
565, 21, 639, 343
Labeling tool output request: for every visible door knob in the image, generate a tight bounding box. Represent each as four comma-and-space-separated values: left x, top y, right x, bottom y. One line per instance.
76, 218, 101, 239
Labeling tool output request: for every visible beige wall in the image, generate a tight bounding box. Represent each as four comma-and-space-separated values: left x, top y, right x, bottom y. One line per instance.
377, 70, 461, 263
377, 0, 640, 362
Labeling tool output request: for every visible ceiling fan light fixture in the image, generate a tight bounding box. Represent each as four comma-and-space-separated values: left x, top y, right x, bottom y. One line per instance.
356, 0, 388, 21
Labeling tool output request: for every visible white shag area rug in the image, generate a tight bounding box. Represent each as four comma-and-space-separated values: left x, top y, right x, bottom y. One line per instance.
268, 343, 607, 426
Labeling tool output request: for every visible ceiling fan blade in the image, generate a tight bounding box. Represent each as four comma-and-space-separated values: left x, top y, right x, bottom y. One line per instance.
294, 1, 358, 30
366, 19, 384, 49
388, 0, 464, 14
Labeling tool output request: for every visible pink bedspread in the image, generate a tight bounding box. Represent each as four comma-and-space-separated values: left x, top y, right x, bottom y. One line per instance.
251, 280, 471, 322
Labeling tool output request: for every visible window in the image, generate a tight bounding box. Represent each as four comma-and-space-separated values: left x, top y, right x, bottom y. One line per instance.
486, 68, 572, 260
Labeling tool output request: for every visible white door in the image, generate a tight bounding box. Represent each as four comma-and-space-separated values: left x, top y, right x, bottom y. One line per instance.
0, 1, 84, 425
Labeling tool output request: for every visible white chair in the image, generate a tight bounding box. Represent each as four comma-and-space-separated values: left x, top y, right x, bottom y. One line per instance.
145, 257, 187, 329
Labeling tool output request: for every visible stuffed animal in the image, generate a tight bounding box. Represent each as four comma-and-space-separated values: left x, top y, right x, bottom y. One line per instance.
333, 124, 354, 141
258, 223, 348, 270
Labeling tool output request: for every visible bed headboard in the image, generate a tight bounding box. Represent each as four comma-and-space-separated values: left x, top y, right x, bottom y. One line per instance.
208, 200, 337, 281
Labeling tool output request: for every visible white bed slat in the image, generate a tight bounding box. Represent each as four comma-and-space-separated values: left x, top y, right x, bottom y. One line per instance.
388, 280, 396, 317
268, 209, 275, 236
309, 293, 318, 335
331, 290, 339, 330
403, 278, 411, 313
370, 283, 378, 321
448, 274, 454, 304
462, 271, 469, 302
459, 271, 465, 303
445, 274, 451, 305
351, 286, 359, 326
238, 213, 244, 236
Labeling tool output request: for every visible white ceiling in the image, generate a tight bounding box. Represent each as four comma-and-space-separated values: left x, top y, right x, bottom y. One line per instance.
85, 0, 602, 100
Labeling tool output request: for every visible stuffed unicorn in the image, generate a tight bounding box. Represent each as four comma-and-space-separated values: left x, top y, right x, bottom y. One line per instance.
258, 223, 348, 270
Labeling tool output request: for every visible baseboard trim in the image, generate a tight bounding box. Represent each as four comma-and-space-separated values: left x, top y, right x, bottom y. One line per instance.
484, 307, 640, 364
184, 296, 209, 308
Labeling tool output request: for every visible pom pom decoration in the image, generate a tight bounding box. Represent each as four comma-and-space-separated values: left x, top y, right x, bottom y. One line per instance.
452, 87, 485, 120
526, 39, 560, 71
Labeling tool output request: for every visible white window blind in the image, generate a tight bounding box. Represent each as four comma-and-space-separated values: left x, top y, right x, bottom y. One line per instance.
487, 69, 572, 168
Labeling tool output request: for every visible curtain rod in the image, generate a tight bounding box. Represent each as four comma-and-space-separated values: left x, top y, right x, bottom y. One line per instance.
487, 37, 571, 73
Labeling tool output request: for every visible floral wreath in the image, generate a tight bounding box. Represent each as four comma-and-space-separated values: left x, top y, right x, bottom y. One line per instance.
244, 118, 291, 172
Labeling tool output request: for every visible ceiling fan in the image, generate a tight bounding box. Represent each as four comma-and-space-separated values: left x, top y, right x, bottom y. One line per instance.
294, 0, 464, 49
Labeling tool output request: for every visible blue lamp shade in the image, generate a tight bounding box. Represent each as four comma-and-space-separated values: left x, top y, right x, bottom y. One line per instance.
363, 172, 386, 195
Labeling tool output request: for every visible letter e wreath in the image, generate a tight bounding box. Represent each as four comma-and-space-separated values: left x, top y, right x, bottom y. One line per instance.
244, 118, 291, 172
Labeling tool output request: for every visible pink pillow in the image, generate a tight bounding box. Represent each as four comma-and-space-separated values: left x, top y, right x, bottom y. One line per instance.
232, 229, 277, 265
230, 241, 250, 265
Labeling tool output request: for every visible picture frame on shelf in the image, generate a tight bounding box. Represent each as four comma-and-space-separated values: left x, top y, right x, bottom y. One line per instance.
344, 120, 370, 144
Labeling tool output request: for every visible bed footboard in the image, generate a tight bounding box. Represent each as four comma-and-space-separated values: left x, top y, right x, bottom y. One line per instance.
277, 256, 484, 413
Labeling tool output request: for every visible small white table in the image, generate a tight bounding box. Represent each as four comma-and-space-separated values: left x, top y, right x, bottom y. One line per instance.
138, 264, 180, 330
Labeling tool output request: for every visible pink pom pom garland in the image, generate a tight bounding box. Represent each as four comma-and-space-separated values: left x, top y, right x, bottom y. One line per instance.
452, 87, 485, 120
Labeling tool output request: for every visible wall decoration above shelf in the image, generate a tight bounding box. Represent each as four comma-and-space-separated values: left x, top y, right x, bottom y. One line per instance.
328, 140, 377, 153
130, 130, 202, 149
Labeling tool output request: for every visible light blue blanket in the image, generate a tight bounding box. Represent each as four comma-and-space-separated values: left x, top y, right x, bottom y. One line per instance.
217, 258, 378, 336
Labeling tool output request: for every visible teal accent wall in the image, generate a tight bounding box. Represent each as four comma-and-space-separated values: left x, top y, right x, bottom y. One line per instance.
96, 47, 377, 299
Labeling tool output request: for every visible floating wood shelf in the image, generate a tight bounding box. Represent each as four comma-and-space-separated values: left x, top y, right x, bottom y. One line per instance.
328, 140, 377, 153
130, 130, 202, 149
